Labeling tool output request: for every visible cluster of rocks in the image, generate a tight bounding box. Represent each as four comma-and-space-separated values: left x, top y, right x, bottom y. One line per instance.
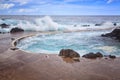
82, 52, 116, 59
82, 52, 103, 59
0, 23, 24, 34
101, 28, 120, 41
59, 49, 116, 59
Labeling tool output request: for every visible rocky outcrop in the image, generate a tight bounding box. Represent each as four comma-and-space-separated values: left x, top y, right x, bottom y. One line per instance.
0, 23, 9, 28
101, 28, 120, 41
82, 52, 103, 59
10, 27, 24, 33
109, 55, 116, 59
59, 49, 80, 58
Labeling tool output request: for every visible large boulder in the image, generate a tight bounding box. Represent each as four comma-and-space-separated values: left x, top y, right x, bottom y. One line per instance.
101, 28, 120, 41
10, 27, 24, 33
0, 23, 9, 28
59, 49, 80, 58
82, 52, 103, 59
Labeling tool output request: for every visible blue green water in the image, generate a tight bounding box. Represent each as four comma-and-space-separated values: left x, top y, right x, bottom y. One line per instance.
16, 31, 120, 56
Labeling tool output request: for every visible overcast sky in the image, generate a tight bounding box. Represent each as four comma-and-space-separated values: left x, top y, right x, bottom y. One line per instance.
0, 0, 120, 15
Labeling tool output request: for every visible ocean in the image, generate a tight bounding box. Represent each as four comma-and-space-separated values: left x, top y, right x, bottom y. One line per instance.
1, 15, 120, 56
0, 15, 120, 33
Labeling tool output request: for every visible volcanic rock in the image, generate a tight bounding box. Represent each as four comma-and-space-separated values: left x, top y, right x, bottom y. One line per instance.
109, 55, 116, 59
10, 27, 24, 33
59, 49, 80, 58
82, 52, 103, 59
0, 23, 9, 28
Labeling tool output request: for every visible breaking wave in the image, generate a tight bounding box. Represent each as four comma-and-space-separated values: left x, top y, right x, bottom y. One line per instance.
0, 16, 119, 33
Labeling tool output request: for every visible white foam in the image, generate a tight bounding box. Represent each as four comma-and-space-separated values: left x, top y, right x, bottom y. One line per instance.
0, 16, 119, 33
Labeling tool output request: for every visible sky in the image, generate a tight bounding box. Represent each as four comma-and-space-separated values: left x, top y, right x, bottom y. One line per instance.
0, 0, 120, 15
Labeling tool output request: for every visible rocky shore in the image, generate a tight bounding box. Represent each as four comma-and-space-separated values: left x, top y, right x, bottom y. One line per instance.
0, 32, 120, 80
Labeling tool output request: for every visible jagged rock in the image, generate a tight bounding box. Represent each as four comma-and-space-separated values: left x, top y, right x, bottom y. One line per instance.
0, 23, 9, 28
109, 55, 116, 59
10, 27, 24, 33
59, 49, 80, 58
101, 28, 120, 41
82, 52, 103, 59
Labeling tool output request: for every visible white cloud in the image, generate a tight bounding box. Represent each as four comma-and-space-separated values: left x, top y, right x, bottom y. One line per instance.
10, 0, 30, 5
18, 8, 38, 13
0, 3, 14, 9
107, 0, 114, 3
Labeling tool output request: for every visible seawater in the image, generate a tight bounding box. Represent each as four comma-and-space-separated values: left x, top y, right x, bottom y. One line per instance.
1, 15, 120, 56
0, 15, 120, 32
16, 31, 120, 56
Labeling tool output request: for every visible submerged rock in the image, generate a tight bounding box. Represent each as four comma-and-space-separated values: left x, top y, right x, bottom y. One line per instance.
10, 27, 24, 33
0, 23, 9, 28
82, 52, 103, 59
59, 49, 80, 58
95, 24, 102, 26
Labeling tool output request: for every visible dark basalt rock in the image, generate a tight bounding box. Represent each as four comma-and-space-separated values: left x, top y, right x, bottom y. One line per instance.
95, 24, 102, 26
10, 47, 19, 50
82, 52, 97, 59
82, 52, 103, 59
0, 23, 9, 28
109, 55, 116, 59
82, 25, 90, 27
10, 27, 24, 33
59, 49, 80, 58
101, 28, 120, 41
96, 52, 103, 57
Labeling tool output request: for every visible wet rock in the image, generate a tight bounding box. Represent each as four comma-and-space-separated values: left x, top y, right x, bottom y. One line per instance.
95, 24, 102, 26
10, 47, 19, 50
96, 52, 103, 57
101, 28, 120, 41
109, 55, 116, 59
10, 27, 24, 33
0, 23, 9, 28
59, 49, 80, 58
82, 25, 90, 27
113, 23, 117, 26
82, 52, 103, 59
82, 52, 97, 59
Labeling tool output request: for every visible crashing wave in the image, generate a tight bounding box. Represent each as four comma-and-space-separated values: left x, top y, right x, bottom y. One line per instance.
0, 16, 118, 33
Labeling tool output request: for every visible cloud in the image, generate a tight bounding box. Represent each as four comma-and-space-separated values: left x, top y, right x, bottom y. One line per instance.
107, 0, 114, 3
10, 0, 30, 5
0, 3, 15, 9
18, 8, 38, 13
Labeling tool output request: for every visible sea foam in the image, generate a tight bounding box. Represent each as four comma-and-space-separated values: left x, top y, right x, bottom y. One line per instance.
0, 16, 118, 33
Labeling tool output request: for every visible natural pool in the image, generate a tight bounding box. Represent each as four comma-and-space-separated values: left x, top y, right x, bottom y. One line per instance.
16, 31, 120, 56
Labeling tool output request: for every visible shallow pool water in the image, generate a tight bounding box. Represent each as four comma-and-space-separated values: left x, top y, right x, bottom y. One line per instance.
16, 31, 120, 56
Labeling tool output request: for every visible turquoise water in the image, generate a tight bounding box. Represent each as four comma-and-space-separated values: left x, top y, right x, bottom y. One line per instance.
17, 31, 120, 56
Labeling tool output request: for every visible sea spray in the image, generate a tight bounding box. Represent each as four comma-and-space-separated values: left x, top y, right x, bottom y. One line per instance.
0, 16, 119, 33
